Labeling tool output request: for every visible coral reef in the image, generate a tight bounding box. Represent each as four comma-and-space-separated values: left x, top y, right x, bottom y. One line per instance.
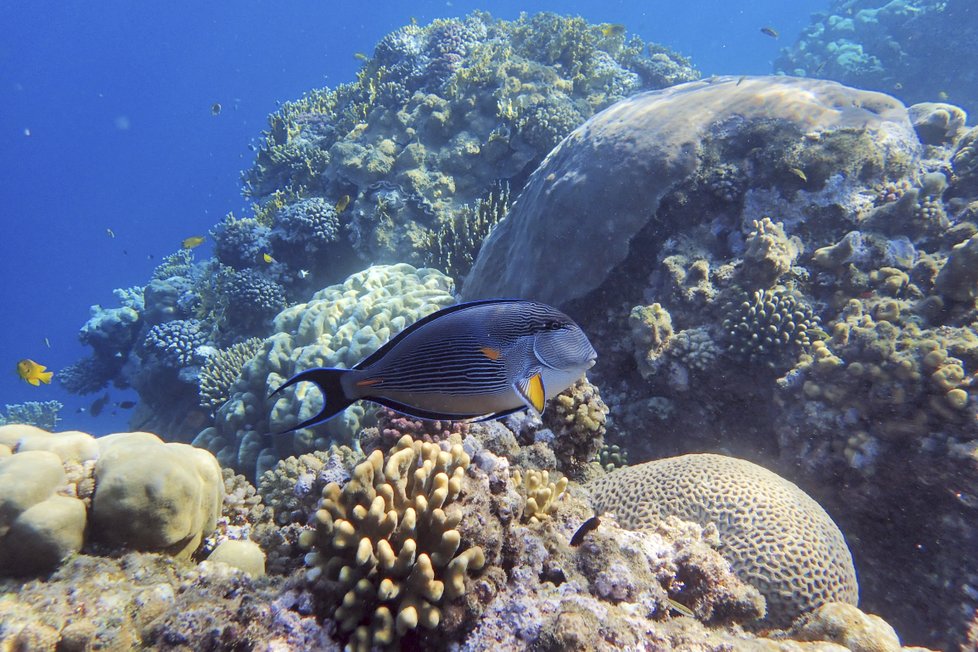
775, 0, 978, 115
587, 453, 858, 628
721, 287, 821, 370
195, 263, 456, 479
0, 400, 63, 431
298, 435, 485, 649
512, 468, 568, 523
243, 12, 698, 282
541, 376, 608, 480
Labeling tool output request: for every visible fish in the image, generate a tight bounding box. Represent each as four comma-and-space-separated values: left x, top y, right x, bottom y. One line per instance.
335, 194, 351, 213
271, 299, 597, 431
90, 393, 110, 417
736, 75, 747, 86
182, 236, 205, 249
297, 269, 310, 279
43, 337, 51, 348
893, 82, 903, 91
16, 359, 53, 386
117, 400, 137, 409
599, 23, 626, 37
106, 228, 116, 238
760, 26, 779, 39
788, 167, 808, 182
570, 516, 601, 546
813, 60, 828, 76
938, 91, 949, 101
666, 597, 696, 618
354, 52, 369, 62
262, 252, 275, 264
211, 102, 222, 116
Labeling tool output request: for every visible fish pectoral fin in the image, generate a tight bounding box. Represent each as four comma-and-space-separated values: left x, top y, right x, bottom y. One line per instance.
514, 371, 546, 415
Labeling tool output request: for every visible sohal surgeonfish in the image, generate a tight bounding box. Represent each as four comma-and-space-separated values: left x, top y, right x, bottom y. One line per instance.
271, 299, 597, 431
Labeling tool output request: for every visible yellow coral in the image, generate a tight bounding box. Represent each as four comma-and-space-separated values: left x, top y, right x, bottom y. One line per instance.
513, 469, 568, 523
299, 435, 484, 650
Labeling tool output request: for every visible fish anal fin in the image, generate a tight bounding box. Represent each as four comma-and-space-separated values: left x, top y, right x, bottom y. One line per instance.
514, 371, 546, 415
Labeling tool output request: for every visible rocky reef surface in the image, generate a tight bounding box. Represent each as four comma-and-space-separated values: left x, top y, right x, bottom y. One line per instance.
465, 74, 978, 648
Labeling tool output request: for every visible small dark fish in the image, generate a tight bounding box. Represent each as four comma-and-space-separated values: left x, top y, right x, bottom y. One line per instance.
893, 82, 903, 91
736, 75, 747, 86
90, 393, 110, 417
570, 516, 601, 546
760, 26, 779, 39
117, 400, 136, 409
271, 299, 598, 431
211, 102, 222, 116
813, 60, 828, 76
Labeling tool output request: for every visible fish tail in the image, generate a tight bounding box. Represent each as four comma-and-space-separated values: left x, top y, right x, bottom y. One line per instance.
268, 367, 354, 433
39, 371, 53, 384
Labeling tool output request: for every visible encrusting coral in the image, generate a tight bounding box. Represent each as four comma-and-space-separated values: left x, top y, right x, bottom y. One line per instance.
298, 434, 485, 650
586, 453, 858, 628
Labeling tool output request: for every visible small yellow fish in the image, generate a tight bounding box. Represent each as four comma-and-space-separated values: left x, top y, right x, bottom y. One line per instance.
262, 252, 275, 264
182, 236, 205, 249
106, 227, 116, 238
788, 167, 808, 182
211, 102, 222, 116
599, 23, 626, 38
938, 91, 949, 101
354, 52, 369, 62
760, 26, 779, 39
335, 194, 351, 213
17, 359, 53, 386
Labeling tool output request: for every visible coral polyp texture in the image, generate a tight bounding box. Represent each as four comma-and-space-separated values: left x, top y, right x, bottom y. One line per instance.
586, 453, 858, 628
197, 336, 264, 413
194, 263, 456, 479
298, 435, 484, 650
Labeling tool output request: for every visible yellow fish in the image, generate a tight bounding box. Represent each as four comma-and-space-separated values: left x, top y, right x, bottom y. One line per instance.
17, 359, 53, 386
599, 23, 625, 37
788, 167, 808, 182
354, 52, 369, 62
335, 194, 351, 213
262, 252, 275, 264
182, 236, 205, 249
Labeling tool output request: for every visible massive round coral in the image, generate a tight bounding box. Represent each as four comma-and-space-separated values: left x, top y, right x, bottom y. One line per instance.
586, 453, 858, 628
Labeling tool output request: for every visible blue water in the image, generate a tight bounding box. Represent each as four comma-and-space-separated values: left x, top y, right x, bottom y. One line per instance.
0, 0, 820, 432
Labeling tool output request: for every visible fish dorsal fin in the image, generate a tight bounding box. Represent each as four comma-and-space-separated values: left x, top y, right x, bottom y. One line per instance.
353, 298, 526, 370
514, 370, 546, 415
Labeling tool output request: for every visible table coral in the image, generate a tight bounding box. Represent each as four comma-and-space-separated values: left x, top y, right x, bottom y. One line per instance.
586, 453, 858, 628
298, 435, 485, 650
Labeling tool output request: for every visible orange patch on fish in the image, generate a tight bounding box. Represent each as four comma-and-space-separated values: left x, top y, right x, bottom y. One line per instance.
356, 378, 384, 387
480, 346, 502, 361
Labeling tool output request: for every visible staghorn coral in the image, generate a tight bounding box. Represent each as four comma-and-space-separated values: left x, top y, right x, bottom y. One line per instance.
198, 337, 264, 413
542, 376, 608, 480
298, 435, 485, 650
586, 453, 858, 628
512, 468, 567, 523
722, 287, 821, 370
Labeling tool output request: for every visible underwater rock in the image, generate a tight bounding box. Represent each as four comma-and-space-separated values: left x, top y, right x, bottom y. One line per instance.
464, 75, 918, 307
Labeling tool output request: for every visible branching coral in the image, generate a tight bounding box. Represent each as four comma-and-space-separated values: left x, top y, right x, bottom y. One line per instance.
298, 435, 485, 650
722, 287, 821, 370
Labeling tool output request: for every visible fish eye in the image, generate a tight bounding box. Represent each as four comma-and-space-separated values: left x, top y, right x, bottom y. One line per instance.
546, 319, 563, 330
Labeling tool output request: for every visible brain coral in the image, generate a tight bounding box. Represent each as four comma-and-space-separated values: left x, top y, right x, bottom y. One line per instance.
194, 263, 456, 479
463, 75, 918, 307
298, 435, 484, 650
586, 453, 858, 628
